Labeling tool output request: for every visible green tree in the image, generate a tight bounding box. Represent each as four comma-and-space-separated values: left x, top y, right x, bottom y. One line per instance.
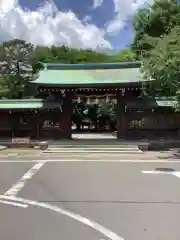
142, 26, 180, 101
132, 0, 180, 105
110, 49, 138, 62
0, 39, 37, 99
33, 44, 136, 67
0, 39, 137, 100
97, 100, 116, 130
132, 0, 180, 56
72, 101, 87, 130
33, 45, 112, 64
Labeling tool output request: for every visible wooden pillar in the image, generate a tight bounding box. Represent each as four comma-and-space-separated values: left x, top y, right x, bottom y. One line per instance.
58, 91, 73, 139
36, 113, 40, 139
33, 111, 40, 139
116, 91, 127, 139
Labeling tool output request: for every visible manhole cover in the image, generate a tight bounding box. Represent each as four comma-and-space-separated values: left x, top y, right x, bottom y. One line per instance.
155, 168, 175, 172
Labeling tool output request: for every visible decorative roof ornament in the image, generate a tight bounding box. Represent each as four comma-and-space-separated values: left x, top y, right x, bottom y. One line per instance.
121, 88, 125, 96
60, 89, 66, 97
77, 96, 81, 103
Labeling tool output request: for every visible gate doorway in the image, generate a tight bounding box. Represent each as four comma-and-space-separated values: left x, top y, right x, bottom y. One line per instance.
72, 96, 117, 136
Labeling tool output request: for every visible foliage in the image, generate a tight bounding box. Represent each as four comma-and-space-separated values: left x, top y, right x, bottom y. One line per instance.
97, 100, 116, 130
87, 103, 99, 123
0, 39, 137, 100
110, 49, 138, 61
72, 100, 116, 131
142, 26, 180, 99
0, 39, 37, 98
72, 101, 87, 130
132, 0, 180, 106
132, 0, 180, 56
33, 45, 137, 64
33, 45, 111, 64
0, 38, 136, 127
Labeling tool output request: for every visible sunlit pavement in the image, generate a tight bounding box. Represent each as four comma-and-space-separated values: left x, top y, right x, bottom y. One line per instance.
0, 154, 180, 240
0, 148, 179, 160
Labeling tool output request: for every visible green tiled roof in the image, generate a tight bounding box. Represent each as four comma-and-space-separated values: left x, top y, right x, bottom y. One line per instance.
0, 99, 62, 109
155, 99, 177, 107
32, 67, 148, 86
127, 97, 177, 108
0, 97, 176, 109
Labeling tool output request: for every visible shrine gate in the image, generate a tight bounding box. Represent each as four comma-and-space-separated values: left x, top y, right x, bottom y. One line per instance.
0, 61, 178, 140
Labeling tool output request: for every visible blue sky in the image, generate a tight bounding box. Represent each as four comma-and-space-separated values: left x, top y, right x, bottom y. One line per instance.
0, 0, 150, 51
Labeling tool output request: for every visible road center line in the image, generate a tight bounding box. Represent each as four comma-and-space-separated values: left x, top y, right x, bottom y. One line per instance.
0, 199, 28, 208
4, 161, 46, 197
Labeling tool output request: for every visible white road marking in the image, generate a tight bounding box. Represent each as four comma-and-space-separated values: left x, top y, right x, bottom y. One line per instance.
172, 172, 180, 178
0, 195, 124, 240
0, 159, 179, 163
142, 170, 171, 174
0, 199, 28, 208
142, 170, 180, 178
4, 161, 46, 196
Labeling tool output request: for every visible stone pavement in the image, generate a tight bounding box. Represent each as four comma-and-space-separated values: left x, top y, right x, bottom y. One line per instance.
0, 157, 180, 240
0, 148, 179, 161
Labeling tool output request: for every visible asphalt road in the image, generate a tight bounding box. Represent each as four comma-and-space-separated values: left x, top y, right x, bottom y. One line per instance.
0, 155, 180, 240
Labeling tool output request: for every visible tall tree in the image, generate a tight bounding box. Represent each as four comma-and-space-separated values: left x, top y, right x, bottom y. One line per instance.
143, 26, 180, 100
132, 0, 180, 56
0, 39, 37, 99
132, 0, 180, 105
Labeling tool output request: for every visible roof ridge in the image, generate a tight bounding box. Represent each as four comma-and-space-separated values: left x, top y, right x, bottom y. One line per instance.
0, 99, 44, 102
40, 61, 141, 70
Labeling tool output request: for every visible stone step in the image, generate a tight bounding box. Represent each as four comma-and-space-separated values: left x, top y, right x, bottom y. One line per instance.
47, 147, 140, 150
48, 141, 147, 146
39, 140, 148, 151
44, 151, 143, 154
44, 146, 142, 153
48, 144, 141, 149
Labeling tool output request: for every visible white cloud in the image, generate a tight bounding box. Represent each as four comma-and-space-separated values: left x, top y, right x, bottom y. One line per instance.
92, 0, 104, 8
0, 0, 112, 50
106, 0, 152, 35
